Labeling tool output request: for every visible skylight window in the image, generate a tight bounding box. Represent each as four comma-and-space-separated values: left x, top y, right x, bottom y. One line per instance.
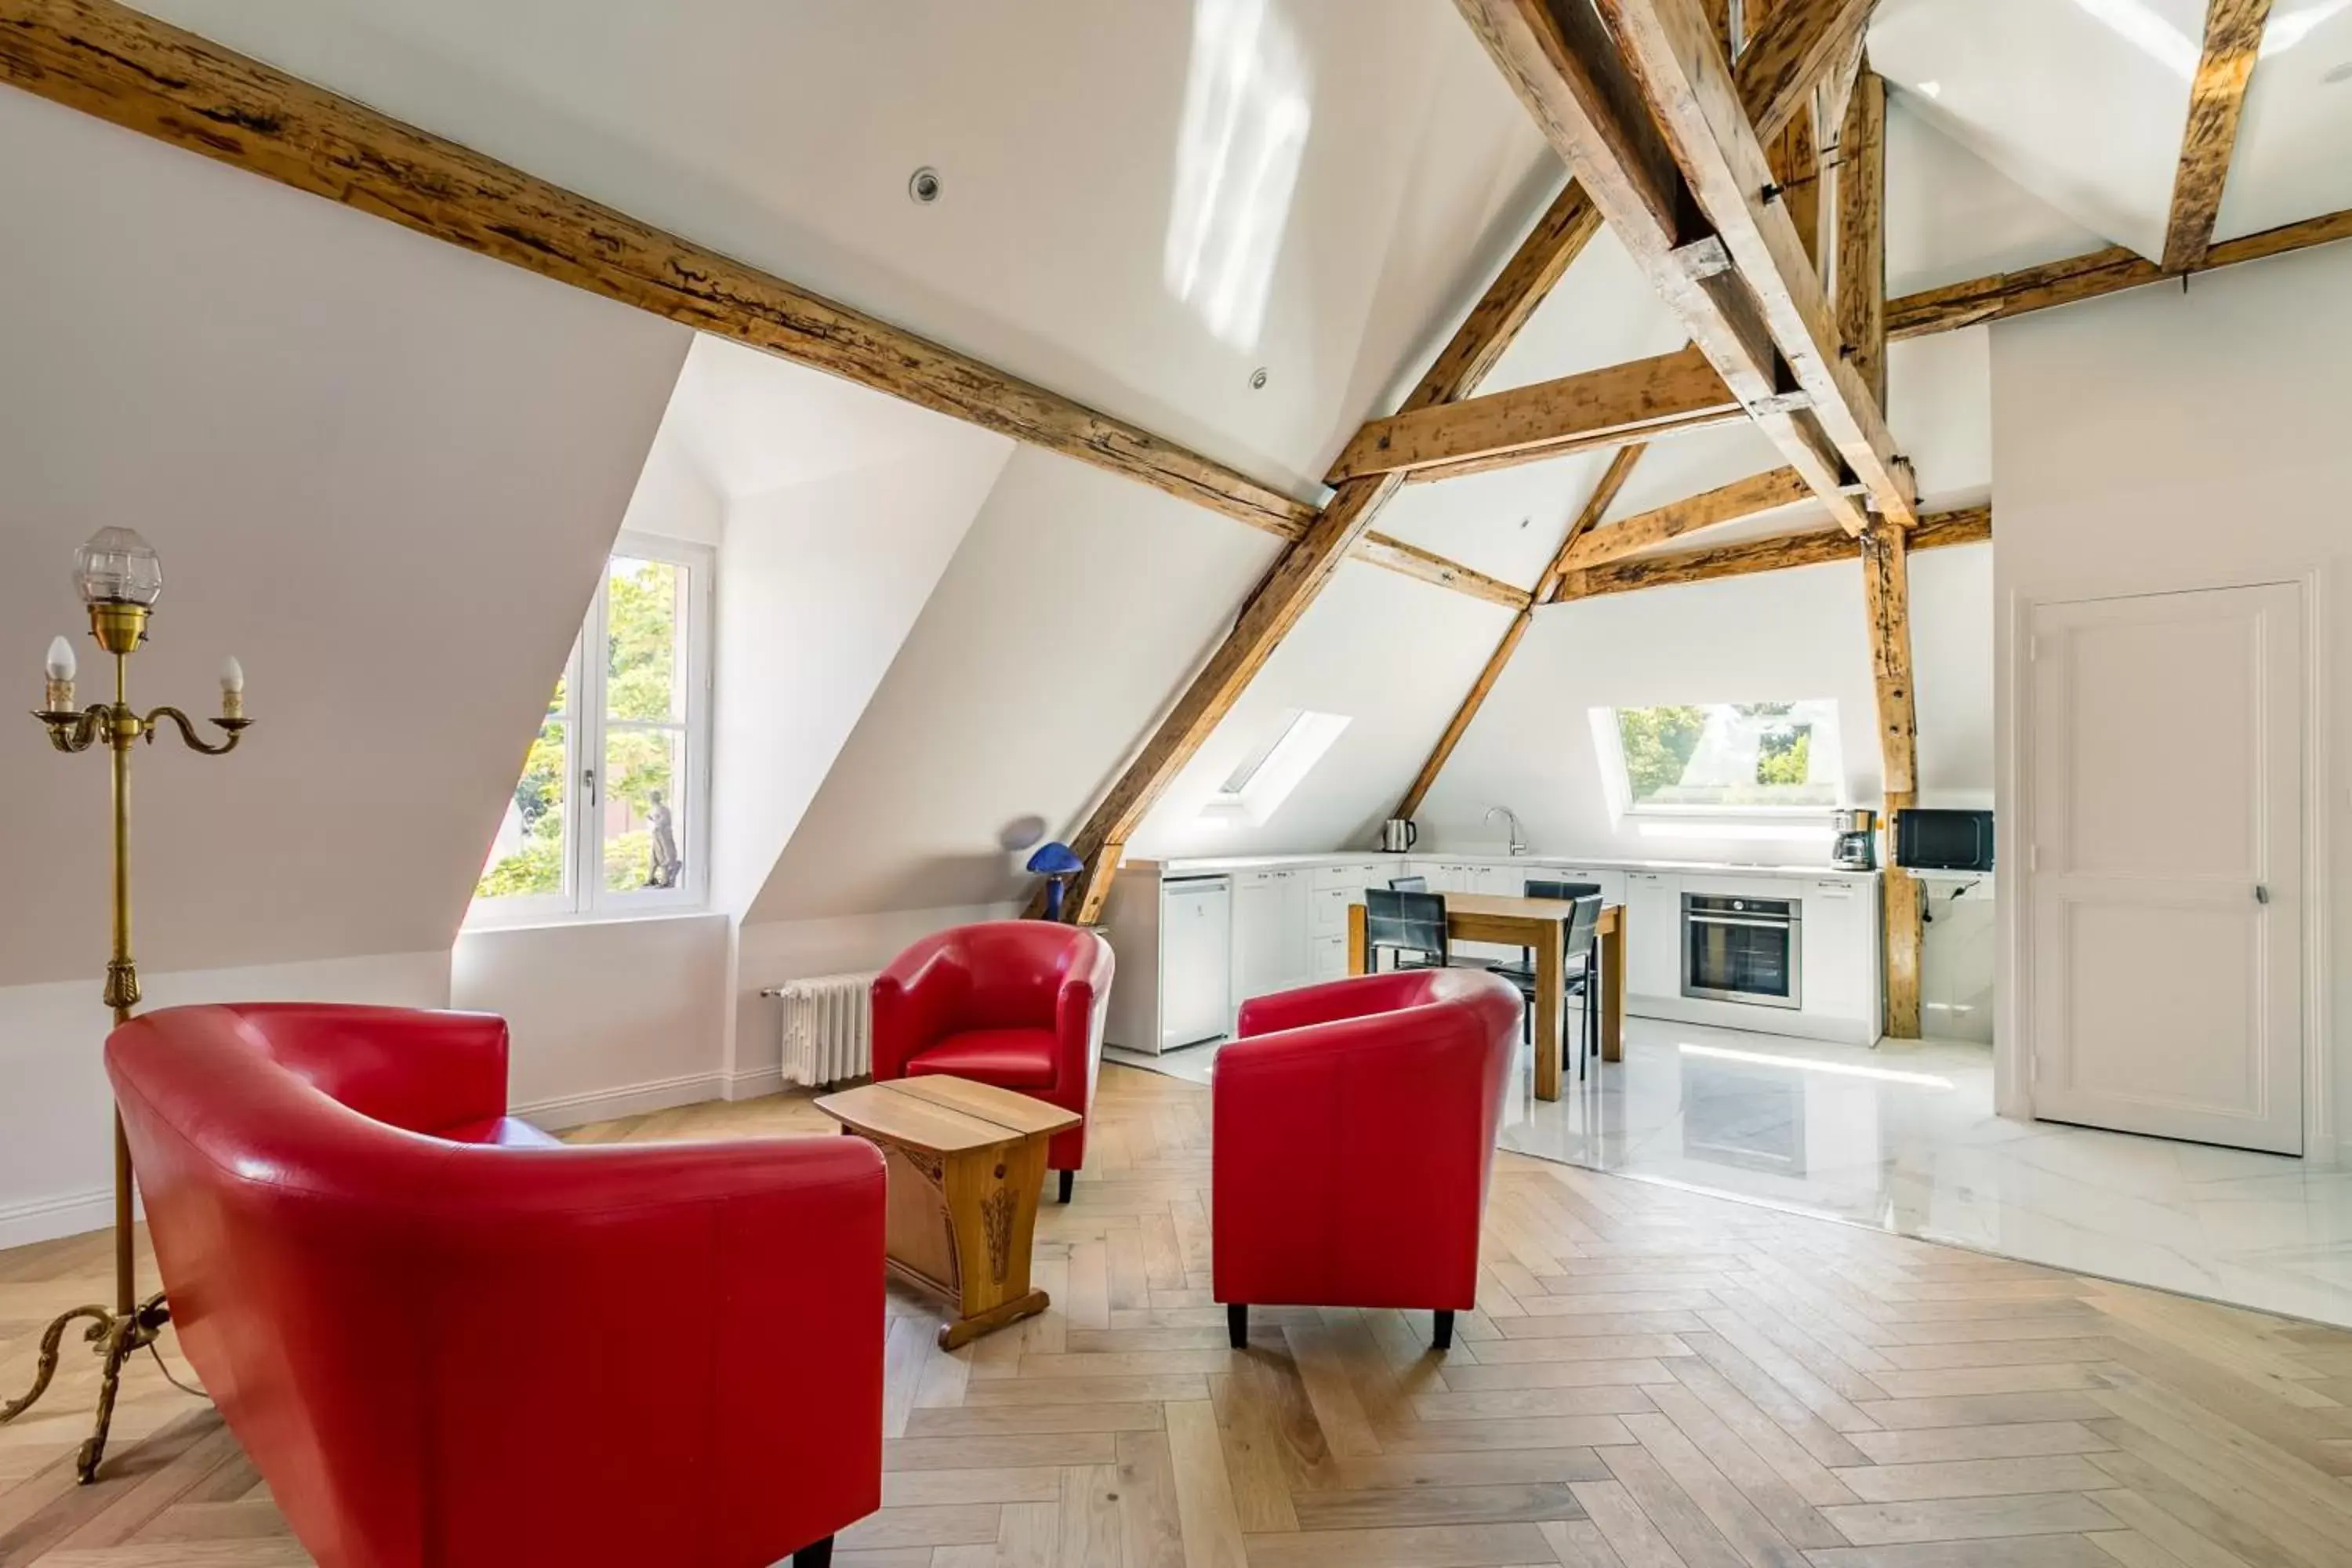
1202, 708, 1349, 826
1592, 702, 1844, 817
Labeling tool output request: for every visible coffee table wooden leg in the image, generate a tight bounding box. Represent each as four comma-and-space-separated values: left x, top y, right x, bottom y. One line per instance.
938, 1131, 1053, 1348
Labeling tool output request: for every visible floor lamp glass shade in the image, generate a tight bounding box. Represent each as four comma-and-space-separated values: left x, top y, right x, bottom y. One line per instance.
74, 528, 163, 607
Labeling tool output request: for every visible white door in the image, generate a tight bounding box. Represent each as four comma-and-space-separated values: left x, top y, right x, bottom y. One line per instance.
2027, 583, 2304, 1154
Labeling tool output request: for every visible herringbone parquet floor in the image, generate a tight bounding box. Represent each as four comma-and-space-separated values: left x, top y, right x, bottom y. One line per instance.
9, 1064, 2352, 1566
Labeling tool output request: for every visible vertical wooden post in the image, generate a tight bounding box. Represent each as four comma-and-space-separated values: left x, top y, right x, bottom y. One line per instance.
1861, 525, 1922, 1039
1835, 68, 1887, 406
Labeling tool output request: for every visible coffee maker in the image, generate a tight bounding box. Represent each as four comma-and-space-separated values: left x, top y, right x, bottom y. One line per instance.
1831, 808, 1878, 870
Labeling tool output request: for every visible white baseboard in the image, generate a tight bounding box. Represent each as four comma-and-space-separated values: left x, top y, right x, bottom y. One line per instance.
512, 1070, 727, 1131
724, 1066, 789, 1102
0, 1186, 118, 1250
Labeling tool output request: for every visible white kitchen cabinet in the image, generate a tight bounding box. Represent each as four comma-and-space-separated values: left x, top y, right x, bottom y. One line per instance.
1798, 877, 1872, 1019
1624, 870, 1682, 999
1230, 870, 1287, 1007
1160, 877, 1232, 1050
1273, 869, 1310, 989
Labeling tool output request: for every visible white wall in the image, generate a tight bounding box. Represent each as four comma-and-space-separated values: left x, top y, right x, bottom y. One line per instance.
1990, 241, 2352, 1131
710, 401, 1014, 914
749, 446, 1280, 922
0, 88, 691, 989
0, 951, 449, 1247
450, 914, 731, 1127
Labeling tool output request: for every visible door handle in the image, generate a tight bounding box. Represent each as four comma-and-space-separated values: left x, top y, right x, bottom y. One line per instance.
2255, 884, 2270, 906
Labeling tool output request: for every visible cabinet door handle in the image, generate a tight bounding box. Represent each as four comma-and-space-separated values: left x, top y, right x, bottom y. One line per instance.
2256, 884, 2270, 906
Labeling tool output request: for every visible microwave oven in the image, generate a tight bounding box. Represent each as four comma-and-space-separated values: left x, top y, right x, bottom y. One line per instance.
1894, 808, 1994, 873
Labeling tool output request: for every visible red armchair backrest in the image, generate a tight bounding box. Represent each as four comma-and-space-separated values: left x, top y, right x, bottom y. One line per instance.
1214, 968, 1522, 1313
107, 1003, 885, 1568
882, 920, 1102, 1030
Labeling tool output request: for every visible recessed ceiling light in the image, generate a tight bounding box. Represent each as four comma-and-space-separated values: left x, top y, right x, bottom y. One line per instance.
1917, 79, 1943, 98
908, 166, 942, 205
1250, 367, 1269, 390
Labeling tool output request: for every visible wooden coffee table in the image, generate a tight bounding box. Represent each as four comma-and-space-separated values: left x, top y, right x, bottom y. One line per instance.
815, 1074, 1079, 1348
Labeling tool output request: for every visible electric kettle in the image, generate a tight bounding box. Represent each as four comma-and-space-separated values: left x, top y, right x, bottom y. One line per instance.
1381, 818, 1418, 853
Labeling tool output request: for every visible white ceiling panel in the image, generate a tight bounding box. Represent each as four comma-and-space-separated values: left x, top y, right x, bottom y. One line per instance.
1871, 0, 2201, 263
2217, 0, 2352, 240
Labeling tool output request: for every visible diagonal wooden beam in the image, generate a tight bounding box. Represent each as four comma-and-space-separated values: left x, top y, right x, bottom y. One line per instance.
1392, 445, 1649, 821
1551, 503, 1985, 599
1352, 533, 1534, 612
2161, 0, 2274, 273
1454, 0, 1912, 538
1327, 345, 1744, 482
1558, 465, 1815, 572
1737, 0, 1878, 143
1835, 67, 1889, 408
1597, 0, 1917, 530
1410, 183, 1604, 413
1047, 182, 1614, 922
0, 0, 1322, 540
1887, 208, 2352, 339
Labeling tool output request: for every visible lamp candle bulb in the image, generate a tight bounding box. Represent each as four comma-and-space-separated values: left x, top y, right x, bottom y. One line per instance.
219, 655, 244, 720
44, 635, 75, 712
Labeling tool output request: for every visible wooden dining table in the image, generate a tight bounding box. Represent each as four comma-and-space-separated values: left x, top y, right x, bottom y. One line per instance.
1346, 893, 1625, 1102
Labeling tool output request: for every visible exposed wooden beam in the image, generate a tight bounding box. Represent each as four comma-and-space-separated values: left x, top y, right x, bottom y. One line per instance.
1860, 523, 1922, 1038
1836, 60, 1916, 1040
1049, 178, 1613, 921
2163, 0, 2273, 273
1455, 0, 1913, 539
1736, 0, 1878, 143
1409, 183, 1604, 413
1887, 208, 2352, 339
1352, 533, 1534, 612
0, 0, 1322, 541
1551, 503, 1986, 600
1394, 446, 1648, 821
1598, 0, 1917, 531
1399, 404, 1744, 484
1835, 67, 1889, 408
1327, 345, 1743, 482
1558, 465, 1814, 572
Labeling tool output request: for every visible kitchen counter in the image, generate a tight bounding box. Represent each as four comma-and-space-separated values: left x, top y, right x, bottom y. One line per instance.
1142, 850, 1881, 881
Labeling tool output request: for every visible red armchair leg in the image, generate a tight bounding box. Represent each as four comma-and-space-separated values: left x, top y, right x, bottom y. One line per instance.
797, 1537, 834, 1567
1228, 1303, 1248, 1349
1058, 1170, 1074, 1204
1433, 1310, 1455, 1352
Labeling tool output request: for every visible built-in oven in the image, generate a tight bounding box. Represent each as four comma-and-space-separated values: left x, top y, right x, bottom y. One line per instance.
1681, 892, 1802, 1010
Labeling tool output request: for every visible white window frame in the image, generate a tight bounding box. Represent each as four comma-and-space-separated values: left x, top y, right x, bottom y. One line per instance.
1588, 701, 1848, 825
1200, 707, 1351, 826
467, 531, 714, 926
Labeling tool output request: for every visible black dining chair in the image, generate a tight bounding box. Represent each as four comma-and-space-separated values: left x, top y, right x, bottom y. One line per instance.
1508, 879, 1601, 989
1488, 894, 1604, 1077
1365, 887, 1450, 973
1387, 876, 1428, 892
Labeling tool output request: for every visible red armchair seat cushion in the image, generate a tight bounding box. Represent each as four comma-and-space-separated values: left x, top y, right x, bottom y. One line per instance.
906, 1028, 1058, 1089
437, 1114, 565, 1149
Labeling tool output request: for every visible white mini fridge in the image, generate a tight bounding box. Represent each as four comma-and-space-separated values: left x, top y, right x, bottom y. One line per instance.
1158, 874, 1232, 1051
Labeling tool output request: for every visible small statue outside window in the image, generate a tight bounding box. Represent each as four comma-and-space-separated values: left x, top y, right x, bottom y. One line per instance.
644, 789, 683, 889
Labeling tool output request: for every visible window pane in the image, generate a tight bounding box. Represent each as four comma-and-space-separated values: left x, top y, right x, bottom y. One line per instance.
605, 556, 687, 724
476, 717, 569, 899
603, 726, 687, 891
1612, 702, 1842, 811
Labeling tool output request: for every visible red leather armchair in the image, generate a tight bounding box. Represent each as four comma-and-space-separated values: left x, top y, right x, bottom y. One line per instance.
106, 1003, 883, 1568
1212, 967, 1520, 1351
871, 921, 1112, 1203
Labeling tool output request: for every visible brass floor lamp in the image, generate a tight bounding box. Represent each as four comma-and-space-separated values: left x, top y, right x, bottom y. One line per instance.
2, 528, 252, 1483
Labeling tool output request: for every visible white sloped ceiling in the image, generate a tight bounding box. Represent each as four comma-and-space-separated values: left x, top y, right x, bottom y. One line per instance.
0, 86, 689, 985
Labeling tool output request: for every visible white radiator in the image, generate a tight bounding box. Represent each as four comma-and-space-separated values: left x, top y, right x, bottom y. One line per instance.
765, 971, 877, 1087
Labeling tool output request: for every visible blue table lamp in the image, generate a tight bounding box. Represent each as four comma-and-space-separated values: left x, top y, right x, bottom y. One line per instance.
1025, 840, 1085, 921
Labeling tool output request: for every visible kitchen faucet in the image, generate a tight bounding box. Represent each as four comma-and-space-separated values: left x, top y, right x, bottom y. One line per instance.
1485, 805, 1527, 856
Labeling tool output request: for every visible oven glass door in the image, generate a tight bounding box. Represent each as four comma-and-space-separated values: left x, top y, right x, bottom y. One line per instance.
1682, 895, 1802, 1009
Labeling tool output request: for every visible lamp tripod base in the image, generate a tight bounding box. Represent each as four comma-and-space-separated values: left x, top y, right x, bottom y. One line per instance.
0, 1293, 172, 1485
